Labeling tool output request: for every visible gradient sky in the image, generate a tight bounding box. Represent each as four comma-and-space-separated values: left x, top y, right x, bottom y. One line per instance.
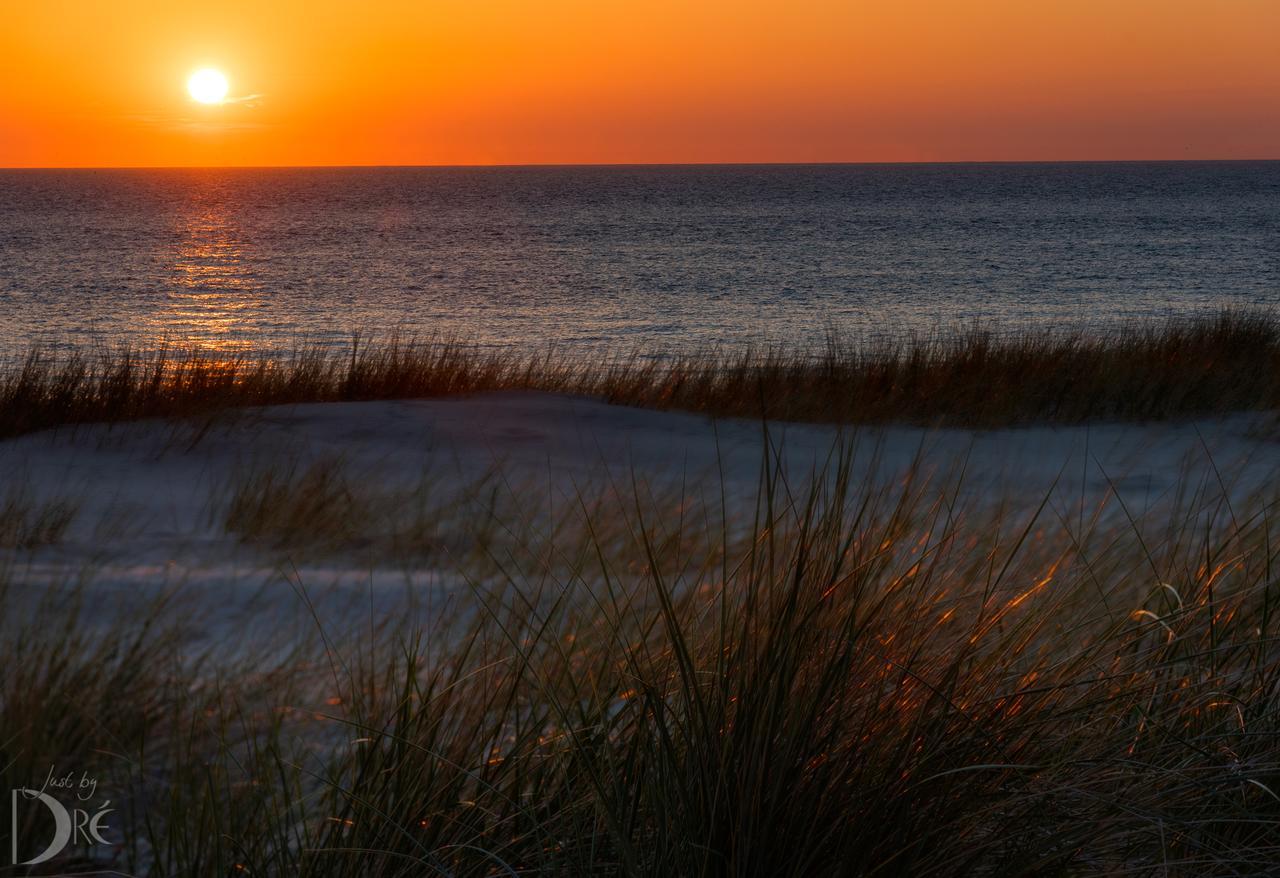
3, 0, 1278, 167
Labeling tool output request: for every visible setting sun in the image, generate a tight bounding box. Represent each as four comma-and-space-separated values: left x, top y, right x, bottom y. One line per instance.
3, 1, 1279, 166
187, 68, 228, 105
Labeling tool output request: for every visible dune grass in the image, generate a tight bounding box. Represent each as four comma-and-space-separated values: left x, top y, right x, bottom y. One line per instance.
2, 439, 1279, 876
0, 483, 78, 550
3, 311, 1280, 438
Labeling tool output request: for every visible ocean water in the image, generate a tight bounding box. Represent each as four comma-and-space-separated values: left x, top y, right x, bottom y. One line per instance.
1, 162, 1277, 355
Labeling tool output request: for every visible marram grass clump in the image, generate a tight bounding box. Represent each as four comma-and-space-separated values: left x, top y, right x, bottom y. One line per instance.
2, 444, 1279, 876
3, 311, 1280, 438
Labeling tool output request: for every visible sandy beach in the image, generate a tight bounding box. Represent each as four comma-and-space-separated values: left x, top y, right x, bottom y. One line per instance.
4, 392, 1276, 645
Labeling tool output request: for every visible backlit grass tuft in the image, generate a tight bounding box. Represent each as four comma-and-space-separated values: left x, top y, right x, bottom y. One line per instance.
2, 442, 1278, 874
3, 310, 1279, 437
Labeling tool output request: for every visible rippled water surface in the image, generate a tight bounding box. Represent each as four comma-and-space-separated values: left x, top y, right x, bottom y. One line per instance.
1, 163, 1277, 354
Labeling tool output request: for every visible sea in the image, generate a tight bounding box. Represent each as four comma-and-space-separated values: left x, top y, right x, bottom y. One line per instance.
1, 162, 1277, 355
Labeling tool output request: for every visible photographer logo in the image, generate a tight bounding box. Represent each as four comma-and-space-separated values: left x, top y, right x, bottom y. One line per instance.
10, 766, 113, 866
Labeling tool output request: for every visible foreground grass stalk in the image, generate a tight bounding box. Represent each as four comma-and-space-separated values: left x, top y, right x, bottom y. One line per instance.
2, 415, 1280, 874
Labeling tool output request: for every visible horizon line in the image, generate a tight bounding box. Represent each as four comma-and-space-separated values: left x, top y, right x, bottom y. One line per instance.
3, 157, 1279, 171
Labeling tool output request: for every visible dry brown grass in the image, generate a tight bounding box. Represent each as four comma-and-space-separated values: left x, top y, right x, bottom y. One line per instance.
4, 444, 1280, 875
0, 483, 78, 549
3, 311, 1279, 438
217, 451, 712, 578
221, 454, 366, 550
605, 309, 1280, 426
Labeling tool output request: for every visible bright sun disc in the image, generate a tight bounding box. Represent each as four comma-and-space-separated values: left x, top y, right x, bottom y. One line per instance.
188, 69, 229, 104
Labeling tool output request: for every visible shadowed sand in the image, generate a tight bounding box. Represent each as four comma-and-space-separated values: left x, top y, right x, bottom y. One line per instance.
3, 390, 1277, 643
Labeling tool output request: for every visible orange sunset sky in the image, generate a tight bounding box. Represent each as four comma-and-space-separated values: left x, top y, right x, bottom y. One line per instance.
2, 0, 1278, 168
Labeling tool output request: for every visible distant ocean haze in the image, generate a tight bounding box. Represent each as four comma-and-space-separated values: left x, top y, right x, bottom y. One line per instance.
0, 162, 1277, 355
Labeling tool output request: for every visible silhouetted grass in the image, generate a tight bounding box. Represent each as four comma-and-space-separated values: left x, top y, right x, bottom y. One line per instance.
2, 441, 1279, 875
3, 311, 1279, 437
0, 483, 78, 549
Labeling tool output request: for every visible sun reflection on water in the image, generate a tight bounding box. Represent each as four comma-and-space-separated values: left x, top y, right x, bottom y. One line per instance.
153, 190, 263, 352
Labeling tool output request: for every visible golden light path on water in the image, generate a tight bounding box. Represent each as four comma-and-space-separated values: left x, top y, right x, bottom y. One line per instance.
152, 183, 263, 353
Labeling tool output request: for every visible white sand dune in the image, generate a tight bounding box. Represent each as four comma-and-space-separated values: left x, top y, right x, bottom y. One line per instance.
2, 392, 1277, 646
